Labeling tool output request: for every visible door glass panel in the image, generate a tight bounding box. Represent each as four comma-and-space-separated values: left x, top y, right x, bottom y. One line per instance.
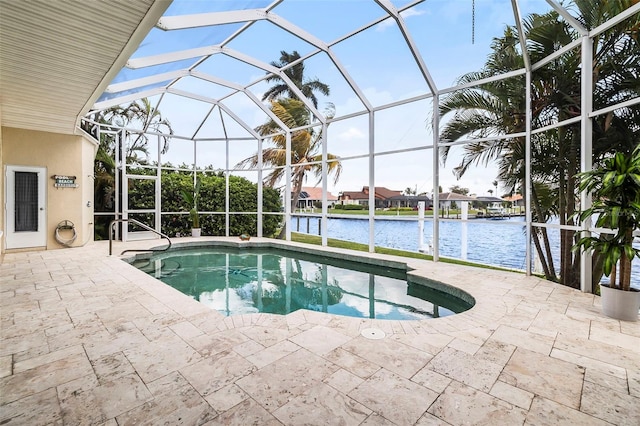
15, 171, 38, 232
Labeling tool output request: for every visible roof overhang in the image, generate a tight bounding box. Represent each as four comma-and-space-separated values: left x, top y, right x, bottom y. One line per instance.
0, 0, 169, 135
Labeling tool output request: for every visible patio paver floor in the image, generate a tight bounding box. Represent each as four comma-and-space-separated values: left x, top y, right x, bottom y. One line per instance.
1, 237, 639, 425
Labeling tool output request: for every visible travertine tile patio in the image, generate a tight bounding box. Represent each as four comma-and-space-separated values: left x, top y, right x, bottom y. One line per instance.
1, 237, 639, 425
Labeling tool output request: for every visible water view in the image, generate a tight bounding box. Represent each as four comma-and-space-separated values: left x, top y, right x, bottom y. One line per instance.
294, 216, 640, 285
135, 248, 472, 319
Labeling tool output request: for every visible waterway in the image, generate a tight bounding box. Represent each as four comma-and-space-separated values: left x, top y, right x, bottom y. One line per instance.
293, 215, 640, 286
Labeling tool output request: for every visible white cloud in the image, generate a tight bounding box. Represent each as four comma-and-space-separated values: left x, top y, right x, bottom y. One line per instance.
336, 127, 366, 141
375, 17, 395, 32
377, 6, 427, 32
400, 7, 427, 19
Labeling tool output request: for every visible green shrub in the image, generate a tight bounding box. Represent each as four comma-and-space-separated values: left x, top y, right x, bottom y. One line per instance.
342, 204, 365, 210
122, 170, 282, 238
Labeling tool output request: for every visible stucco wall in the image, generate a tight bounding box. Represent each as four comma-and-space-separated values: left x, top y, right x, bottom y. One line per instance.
2, 127, 97, 251
0, 111, 4, 254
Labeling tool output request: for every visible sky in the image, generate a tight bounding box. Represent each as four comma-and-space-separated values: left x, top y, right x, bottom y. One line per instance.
109, 0, 555, 197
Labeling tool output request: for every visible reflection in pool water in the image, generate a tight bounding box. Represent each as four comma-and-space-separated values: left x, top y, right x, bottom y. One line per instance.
135, 248, 472, 320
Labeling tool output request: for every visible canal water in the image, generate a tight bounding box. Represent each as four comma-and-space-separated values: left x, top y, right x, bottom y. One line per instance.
294, 216, 640, 286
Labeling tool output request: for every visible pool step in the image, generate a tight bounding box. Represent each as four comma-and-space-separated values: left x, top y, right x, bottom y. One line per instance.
134, 259, 181, 277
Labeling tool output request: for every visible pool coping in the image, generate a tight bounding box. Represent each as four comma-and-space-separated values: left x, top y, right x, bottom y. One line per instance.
115, 237, 559, 333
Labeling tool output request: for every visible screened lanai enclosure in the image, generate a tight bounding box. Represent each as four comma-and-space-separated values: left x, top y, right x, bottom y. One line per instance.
84, 0, 640, 292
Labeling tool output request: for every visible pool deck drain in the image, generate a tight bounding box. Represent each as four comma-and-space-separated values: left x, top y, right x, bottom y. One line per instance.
1, 237, 638, 425
361, 328, 386, 339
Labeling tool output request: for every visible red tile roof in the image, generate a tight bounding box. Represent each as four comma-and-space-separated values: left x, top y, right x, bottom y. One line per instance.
300, 186, 338, 201
339, 187, 402, 200
503, 194, 523, 202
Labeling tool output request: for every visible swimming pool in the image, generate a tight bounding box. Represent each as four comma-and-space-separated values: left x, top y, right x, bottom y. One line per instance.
133, 246, 473, 320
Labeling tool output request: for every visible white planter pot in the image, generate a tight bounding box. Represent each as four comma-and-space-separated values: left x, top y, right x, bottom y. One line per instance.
600, 284, 640, 322
191, 228, 201, 238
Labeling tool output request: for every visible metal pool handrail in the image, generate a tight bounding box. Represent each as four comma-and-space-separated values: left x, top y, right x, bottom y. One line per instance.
109, 219, 172, 255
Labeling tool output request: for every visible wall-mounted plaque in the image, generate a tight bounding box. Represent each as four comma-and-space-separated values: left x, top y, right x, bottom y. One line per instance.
52, 175, 78, 188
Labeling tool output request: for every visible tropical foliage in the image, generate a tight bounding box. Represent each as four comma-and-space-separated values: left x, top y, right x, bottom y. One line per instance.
181, 177, 201, 229
238, 50, 340, 239
261, 50, 330, 109
439, 0, 640, 288
83, 98, 173, 214
107, 169, 282, 239
237, 99, 342, 216
86, 98, 282, 240
574, 146, 640, 291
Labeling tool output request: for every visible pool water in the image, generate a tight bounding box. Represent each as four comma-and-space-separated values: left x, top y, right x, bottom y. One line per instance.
135, 247, 472, 320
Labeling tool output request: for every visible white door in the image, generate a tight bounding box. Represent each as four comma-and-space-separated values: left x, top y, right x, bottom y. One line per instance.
5, 166, 47, 249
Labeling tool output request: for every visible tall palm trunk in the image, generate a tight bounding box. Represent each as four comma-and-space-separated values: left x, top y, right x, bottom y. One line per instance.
531, 184, 558, 281
532, 229, 553, 278
562, 132, 581, 288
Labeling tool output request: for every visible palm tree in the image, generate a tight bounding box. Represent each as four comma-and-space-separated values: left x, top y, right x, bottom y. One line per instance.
404, 186, 417, 196
438, 1, 639, 288
236, 98, 342, 217
261, 51, 330, 109
82, 98, 173, 237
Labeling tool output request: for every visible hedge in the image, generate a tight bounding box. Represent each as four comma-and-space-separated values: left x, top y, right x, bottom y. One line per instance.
97, 170, 282, 239
334, 203, 366, 210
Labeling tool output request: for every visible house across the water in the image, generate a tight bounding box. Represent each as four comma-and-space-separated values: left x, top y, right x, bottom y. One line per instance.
296, 187, 338, 209
337, 187, 432, 209
338, 187, 402, 209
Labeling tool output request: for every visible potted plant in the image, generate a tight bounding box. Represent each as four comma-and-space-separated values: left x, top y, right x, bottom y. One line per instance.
181, 177, 202, 237
574, 145, 640, 321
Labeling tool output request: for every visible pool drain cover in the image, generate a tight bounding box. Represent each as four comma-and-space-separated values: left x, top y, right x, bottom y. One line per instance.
361, 328, 386, 340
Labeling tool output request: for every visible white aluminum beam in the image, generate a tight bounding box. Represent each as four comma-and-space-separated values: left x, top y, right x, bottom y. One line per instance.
321, 123, 328, 247
266, 13, 328, 50
590, 3, 640, 38
157, 9, 267, 30
217, 103, 261, 139
92, 87, 164, 110
439, 132, 527, 148
167, 87, 218, 105
191, 70, 244, 91
544, 0, 588, 36
166, 88, 265, 141
512, 0, 532, 71
432, 93, 440, 261
221, 48, 325, 123
531, 39, 581, 71
368, 111, 375, 253
126, 46, 223, 69
580, 35, 593, 293
285, 132, 292, 241
190, 104, 217, 140
105, 70, 188, 93
375, 0, 438, 94
439, 69, 526, 95
590, 96, 640, 118
257, 136, 264, 237
242, 89, 290, 131
531, 116, 581, 134
326, 51, 373, 112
